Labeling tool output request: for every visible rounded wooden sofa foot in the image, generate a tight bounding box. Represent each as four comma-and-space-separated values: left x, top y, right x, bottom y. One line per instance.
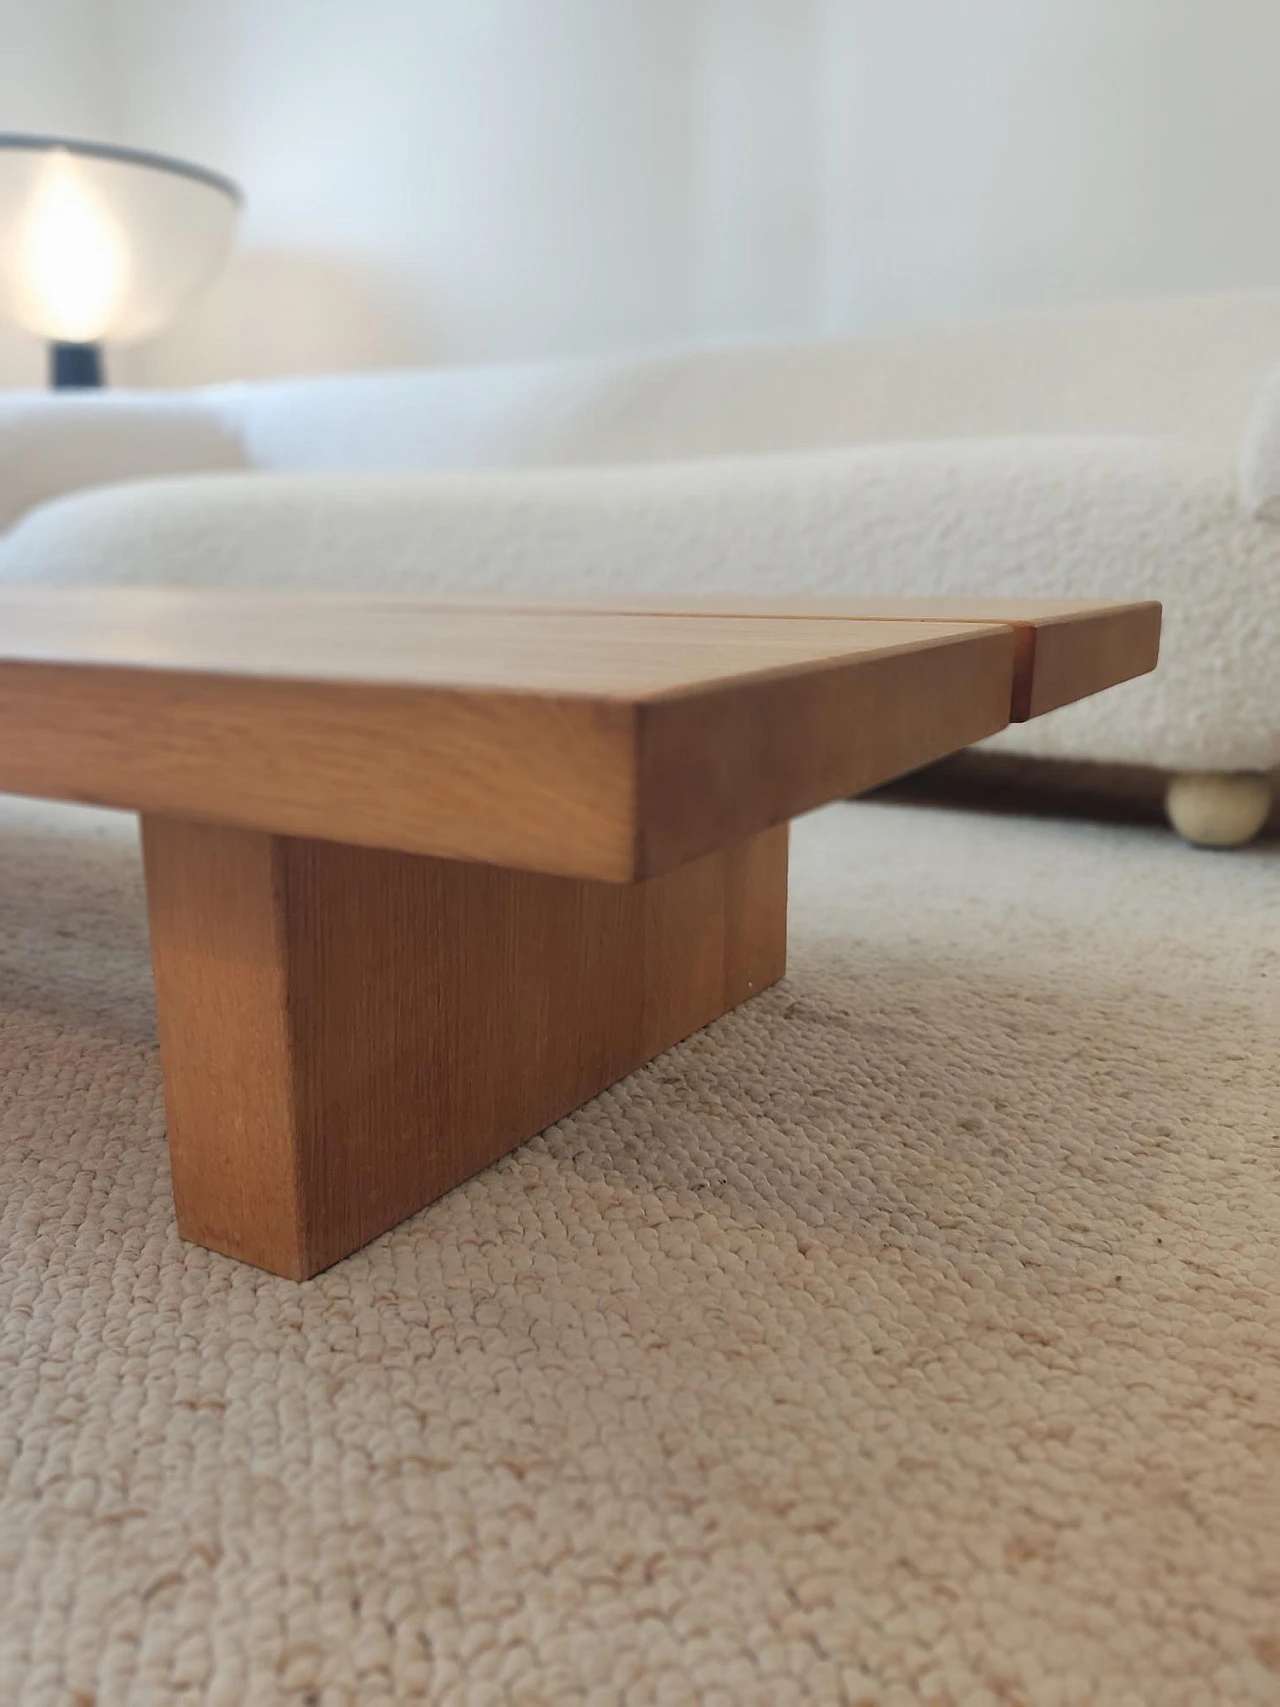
1165, 771, 1273, 848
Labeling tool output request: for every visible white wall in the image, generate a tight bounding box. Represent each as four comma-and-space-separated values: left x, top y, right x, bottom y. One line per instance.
7, 0, 1280, 385
694, 0, 825, 338
103, 1, 704, 382
820, 0, 1280, 331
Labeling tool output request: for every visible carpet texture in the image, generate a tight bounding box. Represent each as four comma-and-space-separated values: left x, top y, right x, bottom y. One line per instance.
0, 798, 1276, 1707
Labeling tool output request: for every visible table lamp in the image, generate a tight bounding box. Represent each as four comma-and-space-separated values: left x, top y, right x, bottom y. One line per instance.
0, 134, 241, 389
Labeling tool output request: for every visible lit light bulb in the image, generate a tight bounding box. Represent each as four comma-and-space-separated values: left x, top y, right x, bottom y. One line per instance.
14, 149, 131, 342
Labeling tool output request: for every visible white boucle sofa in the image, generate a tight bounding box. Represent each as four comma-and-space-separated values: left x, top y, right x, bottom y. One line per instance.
2, 290, 1279, 842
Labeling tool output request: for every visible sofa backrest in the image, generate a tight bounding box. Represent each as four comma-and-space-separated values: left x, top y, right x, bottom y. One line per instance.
206, 291, 1280, 474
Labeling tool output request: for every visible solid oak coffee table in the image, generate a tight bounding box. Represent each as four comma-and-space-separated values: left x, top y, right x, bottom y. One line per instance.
0, 590, 1159, 1278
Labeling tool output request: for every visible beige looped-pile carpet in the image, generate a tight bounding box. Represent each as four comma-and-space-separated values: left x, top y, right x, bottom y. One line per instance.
0, 797, 1276, 1707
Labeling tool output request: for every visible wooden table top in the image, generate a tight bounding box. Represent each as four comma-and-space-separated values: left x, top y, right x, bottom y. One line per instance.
0, 590, 1159, 882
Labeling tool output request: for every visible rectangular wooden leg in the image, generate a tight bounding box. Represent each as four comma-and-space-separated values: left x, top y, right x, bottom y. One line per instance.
141, 817, 788, 1279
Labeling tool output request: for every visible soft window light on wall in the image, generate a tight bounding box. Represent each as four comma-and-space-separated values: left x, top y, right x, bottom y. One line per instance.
0, 134, 241, 388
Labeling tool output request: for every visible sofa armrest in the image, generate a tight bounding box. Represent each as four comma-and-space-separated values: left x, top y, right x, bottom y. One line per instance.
1239, 365, 1280, 520
0, 391, 247, 533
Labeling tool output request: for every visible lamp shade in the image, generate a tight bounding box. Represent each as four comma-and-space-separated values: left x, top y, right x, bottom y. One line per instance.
0, 135, 240, 347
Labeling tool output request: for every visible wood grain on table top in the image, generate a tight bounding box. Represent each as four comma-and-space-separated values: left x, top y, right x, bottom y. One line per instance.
0, 588, 1005, 697
0, 590, 1153, 881
441, 593, 1161, 722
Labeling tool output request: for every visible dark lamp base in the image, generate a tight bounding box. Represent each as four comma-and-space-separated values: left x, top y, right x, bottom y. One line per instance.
50, 341, 105, 389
